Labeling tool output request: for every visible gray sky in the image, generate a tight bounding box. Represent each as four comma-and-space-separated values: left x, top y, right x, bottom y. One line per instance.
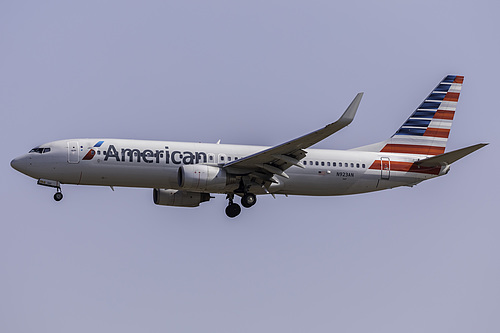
1, 1, 498, 332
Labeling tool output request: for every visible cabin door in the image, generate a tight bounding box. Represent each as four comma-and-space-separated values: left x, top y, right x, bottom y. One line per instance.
68, 141, 80, 164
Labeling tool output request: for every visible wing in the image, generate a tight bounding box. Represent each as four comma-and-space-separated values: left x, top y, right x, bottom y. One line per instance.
223, 93, 363, 181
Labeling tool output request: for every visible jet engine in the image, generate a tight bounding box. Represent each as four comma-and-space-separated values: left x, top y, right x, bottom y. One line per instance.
178, 165, 231, 192
153, 189, 211, 207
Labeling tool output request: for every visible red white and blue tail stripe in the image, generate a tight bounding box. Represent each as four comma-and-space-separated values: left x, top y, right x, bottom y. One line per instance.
379, 75, 464, 156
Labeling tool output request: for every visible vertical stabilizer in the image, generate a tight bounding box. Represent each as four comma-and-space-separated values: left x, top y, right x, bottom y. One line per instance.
354, 75, 464, 155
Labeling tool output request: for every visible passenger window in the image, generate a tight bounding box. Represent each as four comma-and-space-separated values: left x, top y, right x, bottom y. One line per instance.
356, 163, 360, 168
362, 164, 366, 168
310, 161, 313, 165
333, 162, 336, 167
209, 155, 214, 161
221, 156, 225, 161
228, 157, 231, 161
97, 151, 101, 155
327, 162, 330, 166
315, 161, 319, 166
321, 161, 325, 166
351, 163, 354, 168
235, 157, 238, 160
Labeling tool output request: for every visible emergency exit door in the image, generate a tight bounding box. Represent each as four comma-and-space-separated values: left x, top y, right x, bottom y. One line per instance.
381, 157, 390, 179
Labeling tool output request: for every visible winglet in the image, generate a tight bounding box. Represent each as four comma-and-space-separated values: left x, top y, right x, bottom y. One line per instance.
338, 92, 364, 127
292, 92, 364, 150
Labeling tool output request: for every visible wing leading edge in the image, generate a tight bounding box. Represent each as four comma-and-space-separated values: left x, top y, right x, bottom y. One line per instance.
224, 93, 364, 179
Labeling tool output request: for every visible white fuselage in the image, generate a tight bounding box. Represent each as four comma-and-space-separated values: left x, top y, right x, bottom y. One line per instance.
11, 138, 442, 196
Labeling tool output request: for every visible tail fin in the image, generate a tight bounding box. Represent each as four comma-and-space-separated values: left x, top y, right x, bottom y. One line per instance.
354, 75, 464, 156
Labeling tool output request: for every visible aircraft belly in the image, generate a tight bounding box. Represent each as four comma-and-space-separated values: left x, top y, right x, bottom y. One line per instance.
281, 170, 399, 196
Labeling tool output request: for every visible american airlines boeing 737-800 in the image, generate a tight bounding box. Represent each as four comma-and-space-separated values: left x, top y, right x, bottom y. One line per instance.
11, 75, 487, 217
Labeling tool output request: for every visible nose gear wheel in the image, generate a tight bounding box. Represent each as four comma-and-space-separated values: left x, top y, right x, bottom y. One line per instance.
53, 188, 63, 201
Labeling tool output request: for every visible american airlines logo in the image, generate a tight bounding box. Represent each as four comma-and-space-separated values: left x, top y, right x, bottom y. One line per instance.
82, 141, 104, 160
95, 144, 209, 165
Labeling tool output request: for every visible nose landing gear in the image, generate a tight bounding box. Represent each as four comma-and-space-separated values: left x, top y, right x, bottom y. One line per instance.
53, 189, 63, 202
37, 179, 63, 202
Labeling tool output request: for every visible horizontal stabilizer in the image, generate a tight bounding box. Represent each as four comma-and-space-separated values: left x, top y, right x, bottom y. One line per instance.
415, 143, 488, 167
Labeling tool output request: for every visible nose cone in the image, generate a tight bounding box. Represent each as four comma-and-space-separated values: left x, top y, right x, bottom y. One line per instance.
11, 156, 28, 174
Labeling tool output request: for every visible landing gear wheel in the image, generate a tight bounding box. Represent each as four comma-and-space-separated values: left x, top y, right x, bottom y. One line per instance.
54, 192, 63, 202
241, 193, 257, 208
225, 203, 241, 218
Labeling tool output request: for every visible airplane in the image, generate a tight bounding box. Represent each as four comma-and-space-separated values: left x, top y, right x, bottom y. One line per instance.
11, 75, 487, 218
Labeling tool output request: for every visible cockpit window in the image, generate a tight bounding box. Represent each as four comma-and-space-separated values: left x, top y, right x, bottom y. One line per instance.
29, 147, 51, 154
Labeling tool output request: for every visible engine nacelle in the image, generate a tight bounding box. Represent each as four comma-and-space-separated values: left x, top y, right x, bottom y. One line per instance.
153, 189, 211, 207
178, 164, 228, 192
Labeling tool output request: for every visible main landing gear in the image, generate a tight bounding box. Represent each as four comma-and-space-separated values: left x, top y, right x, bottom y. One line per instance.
225, 192, 257, 218
241, 193, 257, 208
225, 194, 241, 218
